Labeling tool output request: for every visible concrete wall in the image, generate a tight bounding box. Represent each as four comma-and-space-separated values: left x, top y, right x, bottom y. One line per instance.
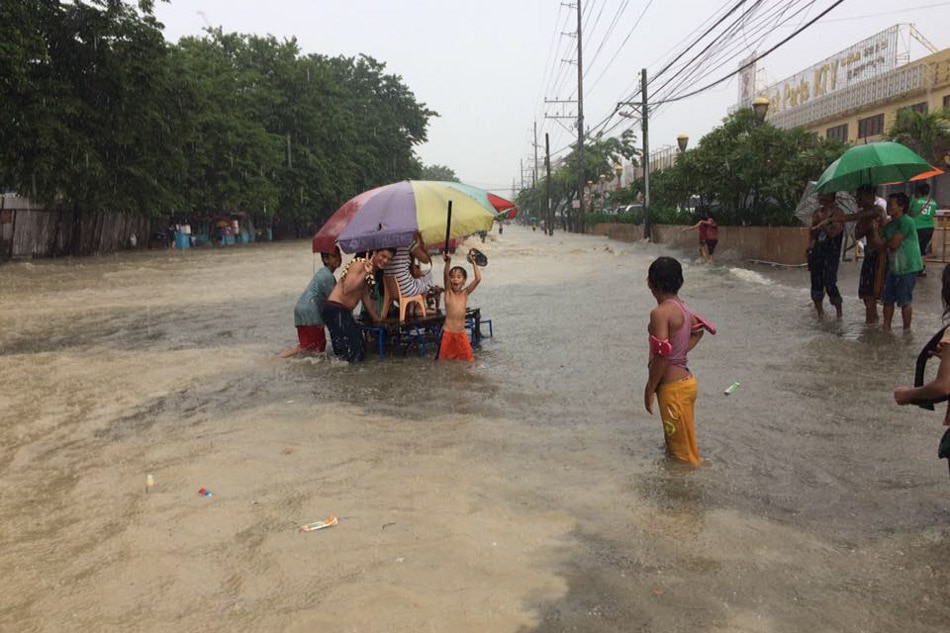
592, 223, 812, 265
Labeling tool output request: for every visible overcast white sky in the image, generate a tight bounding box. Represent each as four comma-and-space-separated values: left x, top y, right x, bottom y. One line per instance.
154, 0, 950, 196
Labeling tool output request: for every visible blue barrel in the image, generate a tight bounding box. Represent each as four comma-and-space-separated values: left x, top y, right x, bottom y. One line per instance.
175, 232, 190, 249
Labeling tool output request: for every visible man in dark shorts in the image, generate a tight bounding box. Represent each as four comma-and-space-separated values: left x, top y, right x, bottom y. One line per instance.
321, 248, 394, 362
814, 185, 890, 323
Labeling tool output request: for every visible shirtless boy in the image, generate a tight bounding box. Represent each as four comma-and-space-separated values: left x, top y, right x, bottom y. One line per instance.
321, 248, 394, 362
438, 250, 482, 361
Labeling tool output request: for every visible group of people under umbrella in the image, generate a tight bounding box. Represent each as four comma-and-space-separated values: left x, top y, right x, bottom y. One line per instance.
283, 180, 515, 363
806, 142, 942, 329
803, 141, 950, 470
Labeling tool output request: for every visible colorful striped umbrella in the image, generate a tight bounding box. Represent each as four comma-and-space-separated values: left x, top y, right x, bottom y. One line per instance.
312, 180, 503, 254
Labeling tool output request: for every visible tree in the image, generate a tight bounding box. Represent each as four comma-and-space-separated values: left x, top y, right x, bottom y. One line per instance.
0, 0, 184, 215
0, 6, 439, 245
886, 108, 950, 164
645, 110, 846, 226
420, 164, 459, 182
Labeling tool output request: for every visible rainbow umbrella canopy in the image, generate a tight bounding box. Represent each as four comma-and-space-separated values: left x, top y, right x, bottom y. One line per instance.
312, 180, 506, 254
814, 142, 938, 193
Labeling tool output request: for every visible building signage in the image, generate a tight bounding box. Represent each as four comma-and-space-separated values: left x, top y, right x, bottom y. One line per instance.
761, 26, 900, 114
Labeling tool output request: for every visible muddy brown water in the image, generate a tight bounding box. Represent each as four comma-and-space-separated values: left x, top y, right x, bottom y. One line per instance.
1, 227, 948, 632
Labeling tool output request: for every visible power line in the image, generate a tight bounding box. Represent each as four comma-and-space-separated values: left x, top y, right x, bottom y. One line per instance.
586, 0, 653, 95
651, 0, 817, 105
646, 0, 771, 99
656, 0, 847, 105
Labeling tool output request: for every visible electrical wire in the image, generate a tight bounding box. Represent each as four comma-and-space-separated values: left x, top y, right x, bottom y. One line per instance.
651, 0, 817, 106
654, 0, 847, 105
586, 0, 653, 95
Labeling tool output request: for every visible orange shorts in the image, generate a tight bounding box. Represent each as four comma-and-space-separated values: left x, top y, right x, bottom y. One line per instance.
438, 330, 474, 362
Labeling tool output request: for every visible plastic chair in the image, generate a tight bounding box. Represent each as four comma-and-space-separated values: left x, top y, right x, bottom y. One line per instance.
383, 275, 427, 324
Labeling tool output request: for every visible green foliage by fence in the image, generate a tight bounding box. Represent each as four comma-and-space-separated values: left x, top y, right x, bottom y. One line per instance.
0, 1, 438, 247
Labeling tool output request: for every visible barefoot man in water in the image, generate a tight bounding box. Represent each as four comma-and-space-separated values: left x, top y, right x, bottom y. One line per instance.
321, 248, 394, 362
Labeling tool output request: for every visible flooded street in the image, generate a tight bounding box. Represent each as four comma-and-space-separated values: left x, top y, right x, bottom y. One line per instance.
2, 226, 949, 632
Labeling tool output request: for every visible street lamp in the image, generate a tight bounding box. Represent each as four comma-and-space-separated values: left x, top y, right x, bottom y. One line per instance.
676, 133, 689, 153
752, 96, 770, 123
613, 161, 623, 191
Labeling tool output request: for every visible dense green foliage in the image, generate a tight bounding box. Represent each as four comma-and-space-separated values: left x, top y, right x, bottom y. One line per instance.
517, 110, 847, 230
0, 0, 436, 234
619, 110, 847, 227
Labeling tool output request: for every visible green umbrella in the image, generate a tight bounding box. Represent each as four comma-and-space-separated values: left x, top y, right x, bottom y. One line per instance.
814, 141, 936, 194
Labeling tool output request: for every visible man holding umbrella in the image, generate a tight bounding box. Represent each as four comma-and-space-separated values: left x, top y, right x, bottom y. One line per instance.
321, 249, 395, 362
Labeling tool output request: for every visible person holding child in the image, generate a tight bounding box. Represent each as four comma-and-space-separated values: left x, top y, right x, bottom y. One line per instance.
322, 248, 394, 362
643, 256, 713, 465
437, 249, 482, 362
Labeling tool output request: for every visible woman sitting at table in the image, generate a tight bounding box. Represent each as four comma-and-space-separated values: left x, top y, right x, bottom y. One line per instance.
382, 232, 442, 318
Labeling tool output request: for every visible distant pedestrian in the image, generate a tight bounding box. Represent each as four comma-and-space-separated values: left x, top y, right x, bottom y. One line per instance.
681, 212, 718, 263
909, 182, 937, 277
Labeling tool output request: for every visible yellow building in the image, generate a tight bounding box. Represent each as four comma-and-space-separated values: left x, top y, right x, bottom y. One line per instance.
758, 25, 950, 203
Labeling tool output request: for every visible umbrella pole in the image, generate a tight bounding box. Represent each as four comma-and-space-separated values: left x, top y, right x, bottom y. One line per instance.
444, 201, 452, 255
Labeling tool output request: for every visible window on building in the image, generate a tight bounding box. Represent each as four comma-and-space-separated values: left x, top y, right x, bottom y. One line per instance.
903, 102, 928, 114
858, 113, 884, 139
944, 94, 950, 110
826, 124, 848, 143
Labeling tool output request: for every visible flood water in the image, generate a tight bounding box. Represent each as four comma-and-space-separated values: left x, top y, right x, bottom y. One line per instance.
1, 226, 949, 632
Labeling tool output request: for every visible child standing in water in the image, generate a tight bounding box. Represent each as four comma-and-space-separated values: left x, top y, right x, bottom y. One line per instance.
438, 250, 482, 361
644, 256, 709, 465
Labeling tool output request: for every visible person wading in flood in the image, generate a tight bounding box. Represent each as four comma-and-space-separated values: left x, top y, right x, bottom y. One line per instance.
808, 193, 845, 319
321, 248, 394, 362
815, 185, 888, 323
643, 257, 711, 465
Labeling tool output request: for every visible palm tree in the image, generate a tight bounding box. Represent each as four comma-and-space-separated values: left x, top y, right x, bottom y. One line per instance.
886, 108, 950, 164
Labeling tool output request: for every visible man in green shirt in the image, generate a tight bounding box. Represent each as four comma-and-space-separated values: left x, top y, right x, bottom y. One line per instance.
876, 192, 923, 331
909, 182, 937, 276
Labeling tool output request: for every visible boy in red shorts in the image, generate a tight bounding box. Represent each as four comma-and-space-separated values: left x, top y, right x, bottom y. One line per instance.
281, 246, 342, 357
437, 250, 482, 361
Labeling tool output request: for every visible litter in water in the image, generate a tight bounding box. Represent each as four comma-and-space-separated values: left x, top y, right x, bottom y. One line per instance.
301, 516, 338, 532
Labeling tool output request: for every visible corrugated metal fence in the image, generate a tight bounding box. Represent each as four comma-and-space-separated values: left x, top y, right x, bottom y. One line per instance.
1, 195, 153, 260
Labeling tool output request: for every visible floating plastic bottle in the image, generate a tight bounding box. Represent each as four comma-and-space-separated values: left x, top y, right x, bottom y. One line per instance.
724, 382, 740, 395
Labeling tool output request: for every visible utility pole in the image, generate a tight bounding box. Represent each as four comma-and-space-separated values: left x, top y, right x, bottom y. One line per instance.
575, 0, 585, 234
520, 159, 524, 190
545, 132, 552, 236
533, 121, 539, 189
641, 68, 651, 241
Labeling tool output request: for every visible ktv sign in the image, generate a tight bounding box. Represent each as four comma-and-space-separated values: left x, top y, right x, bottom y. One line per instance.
761, 26, 901, 114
